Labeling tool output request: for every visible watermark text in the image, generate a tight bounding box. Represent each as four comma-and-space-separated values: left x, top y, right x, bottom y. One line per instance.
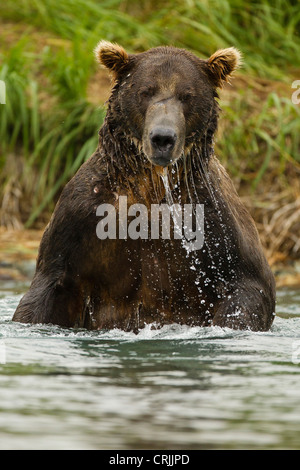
292, 80, 300, 105
96, 196, 204, 252
0, 340, 6, 364
0, 80, 6, 104
292, 340, 300, 364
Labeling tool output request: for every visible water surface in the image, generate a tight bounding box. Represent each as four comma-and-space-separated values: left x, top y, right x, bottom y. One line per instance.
0, 284, 300, 450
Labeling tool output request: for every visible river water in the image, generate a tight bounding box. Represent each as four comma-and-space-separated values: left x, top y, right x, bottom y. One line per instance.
0, 282, 300, 450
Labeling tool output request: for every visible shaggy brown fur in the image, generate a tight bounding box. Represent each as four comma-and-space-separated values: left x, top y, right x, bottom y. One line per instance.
13, 42, 276, 331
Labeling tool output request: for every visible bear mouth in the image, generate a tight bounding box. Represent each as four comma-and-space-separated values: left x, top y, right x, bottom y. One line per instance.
145, 150, 180, 168
150, 153, 175, 168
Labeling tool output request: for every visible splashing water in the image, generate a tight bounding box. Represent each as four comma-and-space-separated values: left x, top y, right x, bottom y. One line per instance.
160, 167, 204, 255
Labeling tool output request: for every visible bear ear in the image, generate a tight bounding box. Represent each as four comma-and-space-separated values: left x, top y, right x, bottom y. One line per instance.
94, 40, 129, 75
206, 47, 242, 87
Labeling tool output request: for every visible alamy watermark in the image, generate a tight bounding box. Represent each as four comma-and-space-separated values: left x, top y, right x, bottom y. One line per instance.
96, 196, 204, 252
292, 341, 300, 364
291, 80, 300, 105
0, 80, 6, 104
0, 340, 6, 364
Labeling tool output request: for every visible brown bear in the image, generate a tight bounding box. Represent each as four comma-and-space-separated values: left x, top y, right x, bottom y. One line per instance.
13, 41, 276, 331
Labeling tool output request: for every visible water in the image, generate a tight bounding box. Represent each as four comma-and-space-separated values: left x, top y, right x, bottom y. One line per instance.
0, 283, 300, 450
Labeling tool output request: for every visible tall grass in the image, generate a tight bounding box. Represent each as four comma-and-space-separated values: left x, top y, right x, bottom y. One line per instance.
0, 0, 300, 232
0, 41, 105, 225
168, 0, 300, 79
217, 90, 300, 188
2, 0, 300, 75
0, 0, 166, 50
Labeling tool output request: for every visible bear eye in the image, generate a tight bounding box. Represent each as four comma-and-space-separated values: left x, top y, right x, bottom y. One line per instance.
139, 87, 155, 99
179, 92, 193, 103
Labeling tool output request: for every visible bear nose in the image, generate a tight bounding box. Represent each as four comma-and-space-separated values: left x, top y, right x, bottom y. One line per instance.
150, 128, 177, 153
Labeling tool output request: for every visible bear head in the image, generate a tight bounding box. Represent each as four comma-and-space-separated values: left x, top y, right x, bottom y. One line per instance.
95, 41, 241, 168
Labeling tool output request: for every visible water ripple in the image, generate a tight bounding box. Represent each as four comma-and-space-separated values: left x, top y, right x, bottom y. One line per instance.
1, 287, 300, 449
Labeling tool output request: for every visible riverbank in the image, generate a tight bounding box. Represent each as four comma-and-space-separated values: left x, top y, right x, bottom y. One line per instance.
0, 228, 41, 284
1, 228, 299, 289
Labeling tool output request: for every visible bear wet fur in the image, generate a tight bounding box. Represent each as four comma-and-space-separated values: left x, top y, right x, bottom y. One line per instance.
13, 42, 276, 331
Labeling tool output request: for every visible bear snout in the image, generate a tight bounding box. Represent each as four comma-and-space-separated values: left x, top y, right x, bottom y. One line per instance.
150, 127, 177, 152
150, 127, 177, 165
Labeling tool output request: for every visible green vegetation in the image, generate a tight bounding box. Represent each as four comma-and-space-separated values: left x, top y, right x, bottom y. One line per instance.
0, 0, 300, 260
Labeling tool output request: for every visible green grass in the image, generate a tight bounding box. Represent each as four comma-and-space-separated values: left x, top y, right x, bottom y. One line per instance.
217, 90, 300, 187
0, 0, 300, 229
2, 0, 300, 75
0, 50, 104, 225
170, 0, 300, 78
